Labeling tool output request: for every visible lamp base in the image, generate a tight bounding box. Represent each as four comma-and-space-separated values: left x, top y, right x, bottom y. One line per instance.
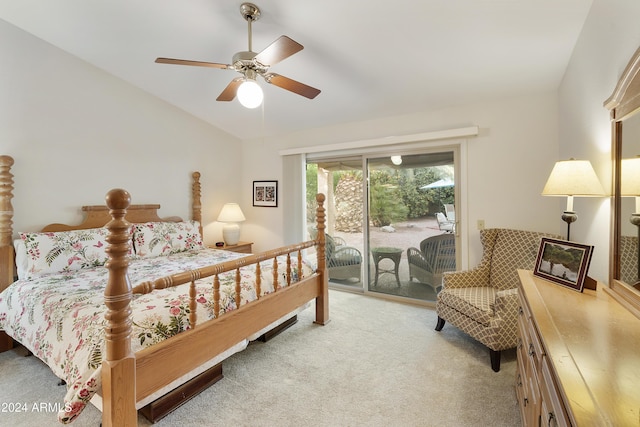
222, 223, 241, 246
561, 211, 577, 241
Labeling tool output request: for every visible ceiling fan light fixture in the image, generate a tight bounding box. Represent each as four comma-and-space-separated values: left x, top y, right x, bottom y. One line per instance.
156, 2, 320, 105
237, 79, 263, 109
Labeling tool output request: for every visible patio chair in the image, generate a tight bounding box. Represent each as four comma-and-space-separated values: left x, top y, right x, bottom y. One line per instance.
407, 233, 456, 292
326, 234, 362, 282
443, 203, 456, 222
435, 212, 455, 233
435, 228, 560, 372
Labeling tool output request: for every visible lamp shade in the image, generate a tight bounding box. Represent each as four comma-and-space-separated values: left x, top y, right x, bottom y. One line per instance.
622, 156, 640, 197
237, 80, 263, 109
542, 159, 606, 197
217, 203, 246, 223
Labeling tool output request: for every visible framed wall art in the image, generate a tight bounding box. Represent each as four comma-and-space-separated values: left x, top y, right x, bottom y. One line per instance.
533, 237, 594, 292
253, 180, 278, 207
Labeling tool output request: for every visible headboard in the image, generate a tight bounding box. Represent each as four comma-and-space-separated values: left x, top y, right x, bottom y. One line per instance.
41, 204, 183, 232
0, 158, 203, 293
42, 171, 202, 233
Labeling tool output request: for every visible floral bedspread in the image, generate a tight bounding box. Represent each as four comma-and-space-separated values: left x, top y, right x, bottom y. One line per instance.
0, 248, 314, 423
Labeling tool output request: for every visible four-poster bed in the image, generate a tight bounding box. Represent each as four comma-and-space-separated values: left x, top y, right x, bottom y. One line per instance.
0, 155, 329, 426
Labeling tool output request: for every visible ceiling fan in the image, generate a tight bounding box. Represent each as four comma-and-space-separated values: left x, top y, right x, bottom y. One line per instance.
155, 2, 321, 108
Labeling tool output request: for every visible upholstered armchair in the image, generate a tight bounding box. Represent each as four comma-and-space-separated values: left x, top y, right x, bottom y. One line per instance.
326, 235, 363, 282
619, 234, 638, 286
435, 228, 560, 372
407, 233, 456, 292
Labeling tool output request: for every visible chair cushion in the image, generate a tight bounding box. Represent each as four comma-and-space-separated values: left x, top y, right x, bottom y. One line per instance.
437, 286, 496, 326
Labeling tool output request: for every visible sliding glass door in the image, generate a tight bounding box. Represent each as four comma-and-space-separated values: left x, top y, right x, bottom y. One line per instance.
366, 153, 456, 301
306, 150, 458, 303
306, 158, 365, 290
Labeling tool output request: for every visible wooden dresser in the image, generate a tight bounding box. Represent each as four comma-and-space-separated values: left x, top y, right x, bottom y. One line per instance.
516, 269, 640, 426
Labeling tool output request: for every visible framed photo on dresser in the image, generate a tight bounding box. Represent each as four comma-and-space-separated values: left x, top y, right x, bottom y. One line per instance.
533, 237, 594, 292
253, 180, 278, 207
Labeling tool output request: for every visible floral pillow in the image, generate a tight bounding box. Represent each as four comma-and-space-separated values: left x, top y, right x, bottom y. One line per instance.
19, 228, 110, 279
132, 221, 203, 258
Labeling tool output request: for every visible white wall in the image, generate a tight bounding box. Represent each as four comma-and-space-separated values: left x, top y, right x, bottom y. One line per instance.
243, 0, 640, 283
0, 19, 242, 246
242, 92, 562, 268
7, 0, 639, 283
558, 0, 640, 282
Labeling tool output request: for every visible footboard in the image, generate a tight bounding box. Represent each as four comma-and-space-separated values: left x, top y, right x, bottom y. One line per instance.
102, 190, 328, 427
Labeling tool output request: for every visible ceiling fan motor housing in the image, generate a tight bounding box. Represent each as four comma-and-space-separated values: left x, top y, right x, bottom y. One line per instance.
232, 51, 268, 75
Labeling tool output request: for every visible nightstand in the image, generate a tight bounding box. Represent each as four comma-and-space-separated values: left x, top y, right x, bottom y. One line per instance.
210, 241, 253, 254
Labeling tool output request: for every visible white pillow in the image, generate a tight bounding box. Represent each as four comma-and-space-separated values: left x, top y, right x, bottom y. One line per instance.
13, 238, 28, 280
19, 228, 110, 279
132, 221, 203, 259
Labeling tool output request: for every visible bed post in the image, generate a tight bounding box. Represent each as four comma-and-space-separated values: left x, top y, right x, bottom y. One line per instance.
0, 155, 14, 292
314, 193, 329, 325
192, 172, 202, 238
0, 155, 15, 352
102, 189, 137, 427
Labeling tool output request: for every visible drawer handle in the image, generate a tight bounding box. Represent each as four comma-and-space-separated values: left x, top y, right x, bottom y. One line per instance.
528, 343, 535, 357
519, 306, 523, 315
547, 412, 557, 427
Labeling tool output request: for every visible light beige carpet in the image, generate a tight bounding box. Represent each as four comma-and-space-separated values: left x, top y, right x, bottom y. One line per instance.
0, 290, 521, 426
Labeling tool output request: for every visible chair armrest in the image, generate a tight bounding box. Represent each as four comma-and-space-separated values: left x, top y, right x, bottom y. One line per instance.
332, 236, 347, 246
329, 246, 362, 267
494, 288, 519, 322
441, 264, 490, 289
407, 247, 432, 272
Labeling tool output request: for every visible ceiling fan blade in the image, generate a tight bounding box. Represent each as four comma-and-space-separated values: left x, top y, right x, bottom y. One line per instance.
155, 57, 230, 69
254, 36, 303, 66
264, 73, 321, 99
216, 78, 243, 101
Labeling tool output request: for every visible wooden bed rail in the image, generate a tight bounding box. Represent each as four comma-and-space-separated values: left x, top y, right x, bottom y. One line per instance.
102, 189, 328, 426
132, 242, 314, 294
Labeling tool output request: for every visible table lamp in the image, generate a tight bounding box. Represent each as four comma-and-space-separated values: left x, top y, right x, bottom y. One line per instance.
542, 158, 605, 240
217, 203, 246, 245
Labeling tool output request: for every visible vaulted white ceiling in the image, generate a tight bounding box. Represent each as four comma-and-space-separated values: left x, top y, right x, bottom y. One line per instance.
0, 0, 593, 140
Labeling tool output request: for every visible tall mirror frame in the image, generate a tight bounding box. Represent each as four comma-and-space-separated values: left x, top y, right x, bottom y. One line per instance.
604, 45, 640, 319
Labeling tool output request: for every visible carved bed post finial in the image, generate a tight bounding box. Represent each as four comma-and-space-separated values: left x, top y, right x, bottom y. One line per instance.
192, 172, 202, 238
314, 193, 329, 325
102, 188, 136, 427
0, 155, 15, 292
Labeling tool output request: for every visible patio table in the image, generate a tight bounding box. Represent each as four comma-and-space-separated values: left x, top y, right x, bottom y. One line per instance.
371, 246, 402, 287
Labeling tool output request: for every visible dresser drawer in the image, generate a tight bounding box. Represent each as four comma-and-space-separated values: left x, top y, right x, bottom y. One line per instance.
540, 356, 570, 427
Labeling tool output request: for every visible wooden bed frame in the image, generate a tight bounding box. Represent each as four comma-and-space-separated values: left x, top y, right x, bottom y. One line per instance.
0, 155, 329, 426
